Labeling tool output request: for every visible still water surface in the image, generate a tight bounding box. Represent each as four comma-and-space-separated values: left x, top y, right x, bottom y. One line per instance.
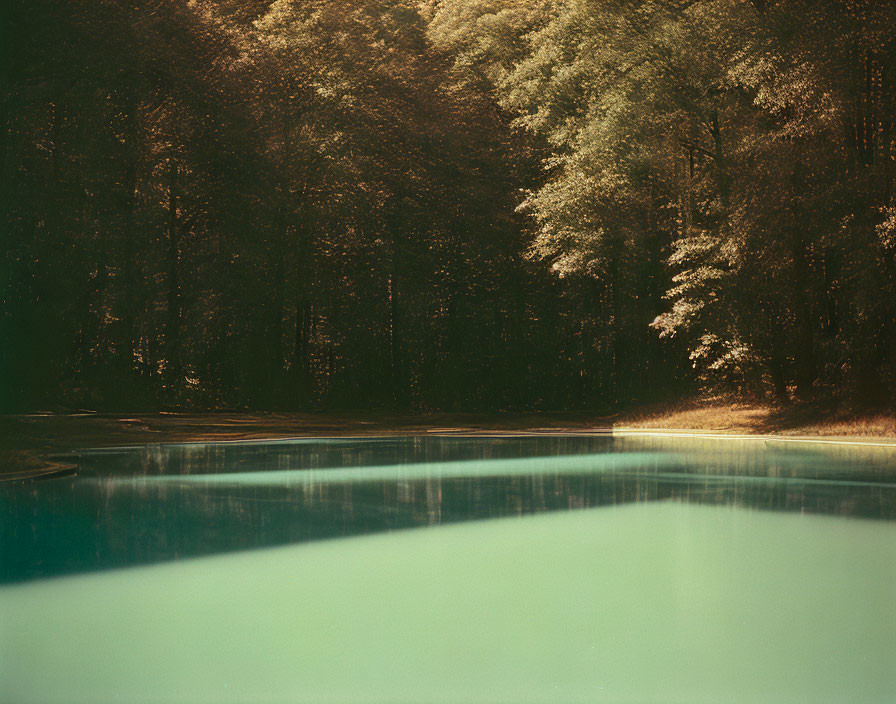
2, 434, 895, 702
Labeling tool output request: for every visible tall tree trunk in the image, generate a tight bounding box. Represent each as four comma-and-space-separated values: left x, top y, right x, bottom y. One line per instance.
387, 208, 408, 410
166, 155, 181, 397
388, 269, 403, 408
293, 255, 312, 408
767, 348, 789, 404
607, 233, 623, 406
272, 106, 293, 403
443, 215, 463, 410
709, 109, 731, 210
269, 215, 286, 404
788, 163, 817, 401
119, 87, 141, 377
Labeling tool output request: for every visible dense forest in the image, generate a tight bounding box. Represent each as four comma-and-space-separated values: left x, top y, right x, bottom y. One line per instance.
3, 0, 895, 412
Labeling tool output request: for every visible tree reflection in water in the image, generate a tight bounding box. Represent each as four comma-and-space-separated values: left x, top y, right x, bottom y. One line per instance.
3, 435, 894, 583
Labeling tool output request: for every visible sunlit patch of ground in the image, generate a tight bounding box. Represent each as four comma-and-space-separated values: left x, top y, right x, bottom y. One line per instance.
619, 401, 896, 437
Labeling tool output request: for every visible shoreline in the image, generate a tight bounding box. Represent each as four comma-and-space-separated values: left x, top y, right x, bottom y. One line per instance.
3, 405, 896, 481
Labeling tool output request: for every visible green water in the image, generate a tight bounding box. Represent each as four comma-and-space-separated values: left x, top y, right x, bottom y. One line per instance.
2, 435, 896, 702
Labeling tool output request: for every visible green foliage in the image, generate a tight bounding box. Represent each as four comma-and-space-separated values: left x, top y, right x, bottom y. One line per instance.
4, 0, 894, 411
430, 0, 896, 404
2, 0, 579, 411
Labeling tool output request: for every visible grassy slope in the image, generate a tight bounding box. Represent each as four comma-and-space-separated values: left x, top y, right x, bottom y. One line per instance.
2, 403, 895, 481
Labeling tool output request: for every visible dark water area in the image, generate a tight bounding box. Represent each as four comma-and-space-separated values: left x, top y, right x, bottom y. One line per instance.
3, 434, 895, 584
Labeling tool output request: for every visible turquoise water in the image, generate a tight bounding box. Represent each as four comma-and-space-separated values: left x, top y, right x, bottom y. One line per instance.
2, 434, 895, 702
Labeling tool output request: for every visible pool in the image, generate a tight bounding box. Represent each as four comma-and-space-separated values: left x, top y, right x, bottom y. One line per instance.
2, 434, 895, 702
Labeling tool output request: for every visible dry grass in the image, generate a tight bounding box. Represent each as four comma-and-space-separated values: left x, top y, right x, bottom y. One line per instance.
616, 403, 770, 432
617, 401, 896, 437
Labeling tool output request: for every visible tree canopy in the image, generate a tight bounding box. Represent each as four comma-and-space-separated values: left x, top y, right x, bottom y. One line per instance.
3, 0, 894, 411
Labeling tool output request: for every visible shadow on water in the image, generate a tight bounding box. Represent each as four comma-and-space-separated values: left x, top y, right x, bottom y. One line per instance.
2, 435, 895, 583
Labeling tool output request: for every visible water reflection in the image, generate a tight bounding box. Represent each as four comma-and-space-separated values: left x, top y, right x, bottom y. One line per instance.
2, 435, 895, 583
